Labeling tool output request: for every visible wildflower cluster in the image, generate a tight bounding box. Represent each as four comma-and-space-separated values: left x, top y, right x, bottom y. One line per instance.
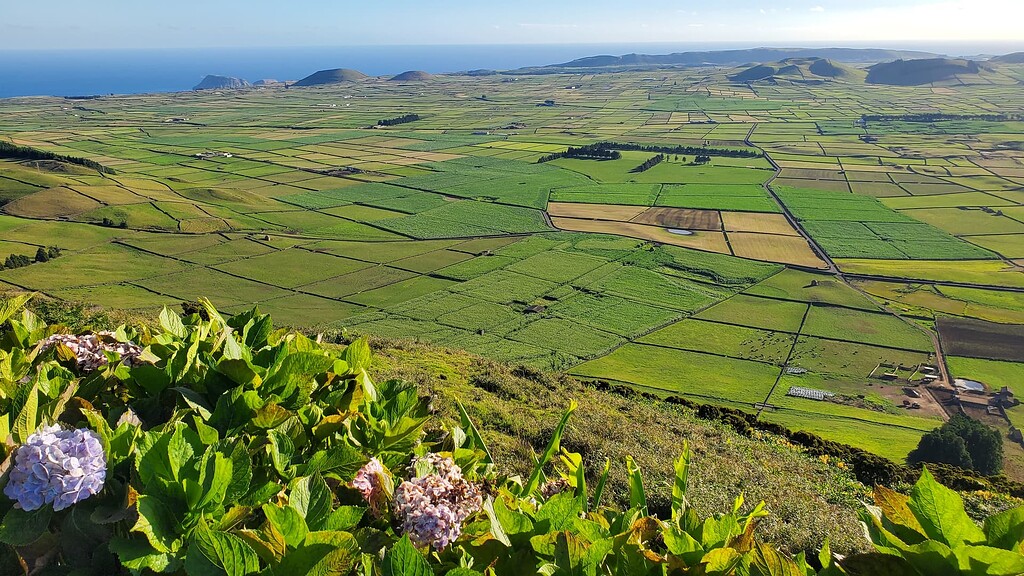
4, 425, 106, 511
38, 331, 143, 371
393, 454, 482, 550
352, 458, 391, 516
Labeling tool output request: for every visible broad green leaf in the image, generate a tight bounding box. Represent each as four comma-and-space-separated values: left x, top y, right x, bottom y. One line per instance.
750, 542, 805, 576
954, 544, 1024, 575
907, 467, 986, 546
322, 507, 365, 532
701, 547, 743, 574
663, 524, 705, 566
985, 505, 1024, 551
159, 307, 187, 339
536, 492, 583, 532
382, 535, 431, 576
0, 293, 33, 326
341, 338, 372, 374
0, 506, 51, 546
483, 497, 512, 547
289, 475, 333, 530
188, 520, 262, 573
109, 536, 180, 573
263, 504, 308, 549
301, 443, 367, 480
275, 531, 360, 576
12, 381, 38, 444
874, 485, 927, 544
133, 494, 181, 554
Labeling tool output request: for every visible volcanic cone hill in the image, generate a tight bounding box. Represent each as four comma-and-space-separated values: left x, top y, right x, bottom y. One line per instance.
292, 68, 370, 87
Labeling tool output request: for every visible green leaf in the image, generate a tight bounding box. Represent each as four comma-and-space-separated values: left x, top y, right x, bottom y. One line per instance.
483, 497, 512, 547
109, 537, 180, 573
985, 505, 1024, 551
523, 401, 577, 497
274, 531, 360, 576
0, 293, 33, 326
456, 398, 493, 464
12, 381, 38, 444
382, 536, 431, 576
672, 443, 690, 521
591, 458, 611, 510
0, 506, 51, 546
535, 492, 582, 532
954, 544, 1024, 575
289, 475, 333, 530
341, 338, 372, 374
907, 467, 986, 546
321, 507, 365, 532
186, 522, 261, 576
750, 542, 805, 576
159, 307, 187, 339
664, 524, 705, 566
133, 494, 181, 554
700, 547, 743, 574
624, 455, 647, 515
263, 504, 308, 549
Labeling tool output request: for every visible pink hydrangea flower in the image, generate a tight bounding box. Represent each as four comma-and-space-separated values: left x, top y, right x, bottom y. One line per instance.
393, 454, 482, 550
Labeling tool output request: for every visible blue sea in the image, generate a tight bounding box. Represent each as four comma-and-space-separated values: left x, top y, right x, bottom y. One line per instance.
1, 41, 1020, 98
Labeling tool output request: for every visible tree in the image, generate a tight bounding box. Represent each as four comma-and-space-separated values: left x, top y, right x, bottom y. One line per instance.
35, 247, 49, 263
948, 414, 1004, 475
908, 415, 1002, 475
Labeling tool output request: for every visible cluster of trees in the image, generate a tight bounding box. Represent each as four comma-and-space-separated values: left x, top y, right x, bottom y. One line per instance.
908, 413, 1003, 475
537, 144, 622, 163
862, 113, 1021, 123
597, 140, 762, 158
631, 154, 664, 173
0, 141, 115, 174
1, 246, 61, 270
377, 114, 422, 127
694, 153, 712, 164
99, 217, 128, 229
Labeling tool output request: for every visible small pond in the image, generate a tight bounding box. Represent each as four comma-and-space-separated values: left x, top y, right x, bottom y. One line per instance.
667, 229, 694, 236
953, 378, 985, 392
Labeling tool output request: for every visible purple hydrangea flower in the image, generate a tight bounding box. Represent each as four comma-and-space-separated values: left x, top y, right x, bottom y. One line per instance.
38, 331, 143, 372
4, 425, 106, 511
393, 454, 482, 550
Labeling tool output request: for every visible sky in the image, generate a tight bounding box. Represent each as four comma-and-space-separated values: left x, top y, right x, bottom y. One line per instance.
2, 0, 1022, 50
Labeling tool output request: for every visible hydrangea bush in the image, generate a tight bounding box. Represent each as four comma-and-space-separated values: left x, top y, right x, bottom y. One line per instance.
4, 425, 106, 511
0, 294, 1022, 575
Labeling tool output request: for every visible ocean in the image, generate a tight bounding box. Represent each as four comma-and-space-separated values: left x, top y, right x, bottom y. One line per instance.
1, 41, 1020, 99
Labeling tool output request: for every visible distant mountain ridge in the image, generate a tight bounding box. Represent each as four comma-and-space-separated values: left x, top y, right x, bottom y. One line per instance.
866, 58, 989, 85
727, 57, 865, 83
548, 47, 939, 69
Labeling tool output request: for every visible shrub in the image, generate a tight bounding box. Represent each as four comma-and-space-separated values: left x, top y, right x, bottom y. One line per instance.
909, 414, 1003, 475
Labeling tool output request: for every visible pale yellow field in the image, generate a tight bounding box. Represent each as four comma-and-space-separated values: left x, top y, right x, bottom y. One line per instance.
551, 216, 731, 253
721, 212, 799, 236
728, 232, 826, 268
547, 202, 647, 221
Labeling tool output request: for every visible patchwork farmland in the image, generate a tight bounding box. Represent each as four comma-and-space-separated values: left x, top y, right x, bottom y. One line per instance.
1, 64, 1023, 475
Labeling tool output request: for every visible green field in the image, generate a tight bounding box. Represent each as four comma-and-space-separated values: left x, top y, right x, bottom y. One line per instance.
1, 63, 1023, 478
